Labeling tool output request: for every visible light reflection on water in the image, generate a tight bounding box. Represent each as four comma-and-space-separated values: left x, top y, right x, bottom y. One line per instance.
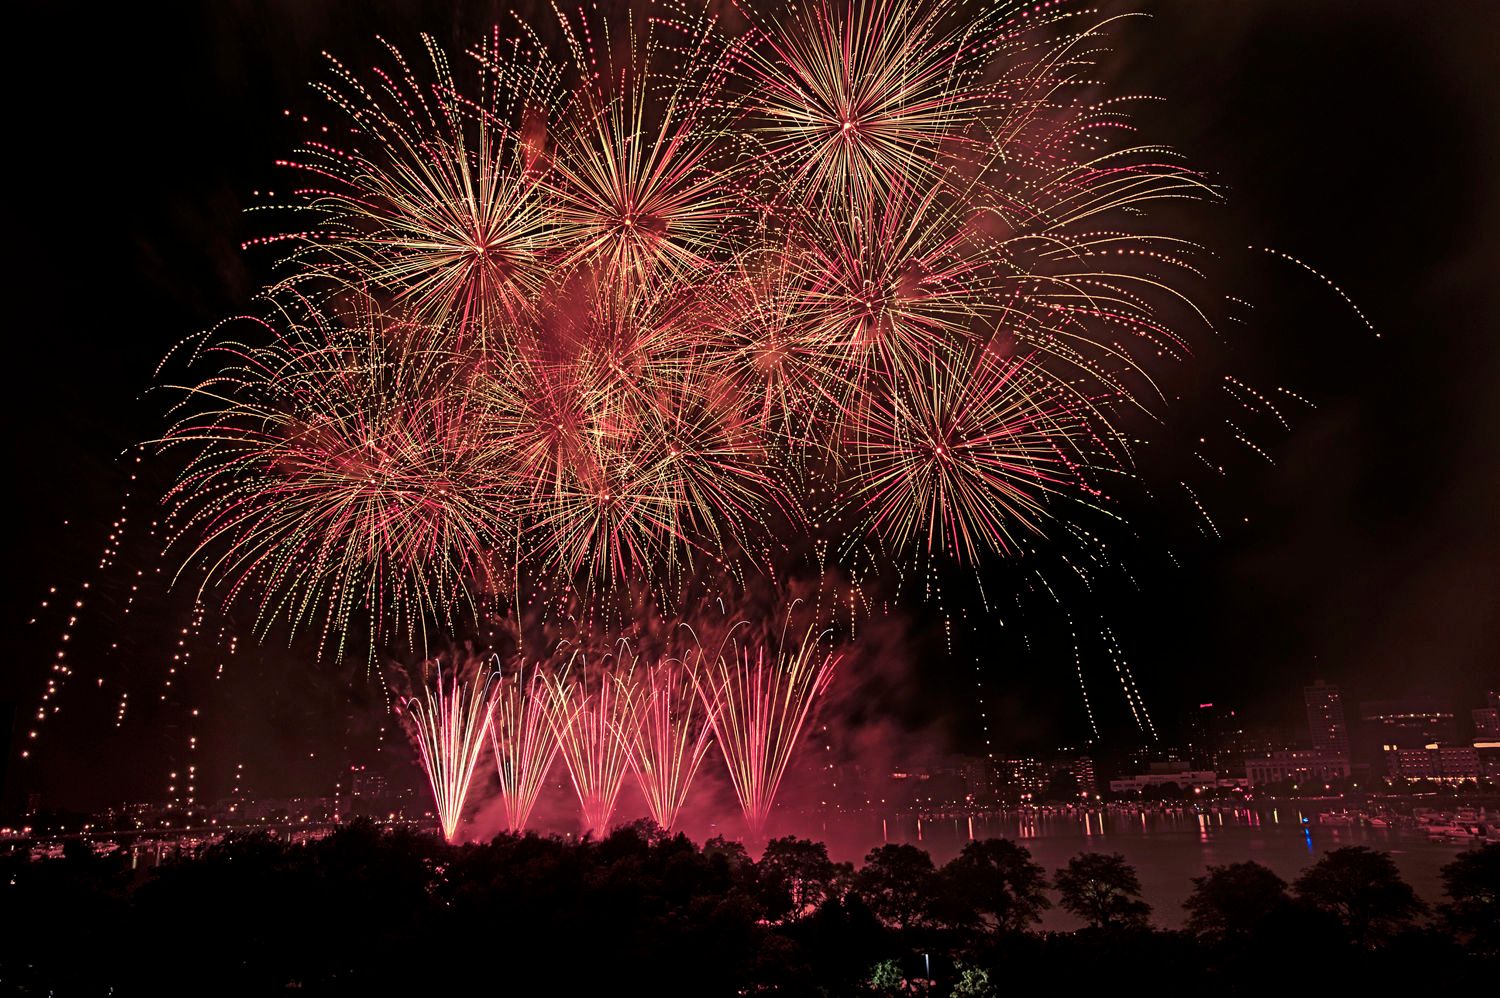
817, 808, 1469, 929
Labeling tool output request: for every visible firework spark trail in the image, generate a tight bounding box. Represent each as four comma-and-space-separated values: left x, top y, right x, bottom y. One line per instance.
700, 623, 839, 838
623, 653, 718, 832
401, 665, 499, 842
545, 653, 638, 834
488, 663, 559, 832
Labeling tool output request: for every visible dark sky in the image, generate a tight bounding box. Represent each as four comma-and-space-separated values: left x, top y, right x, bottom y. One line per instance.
5, 1, 1497, 810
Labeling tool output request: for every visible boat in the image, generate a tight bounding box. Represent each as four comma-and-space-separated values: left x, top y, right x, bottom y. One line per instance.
1427, 822, 1489, 843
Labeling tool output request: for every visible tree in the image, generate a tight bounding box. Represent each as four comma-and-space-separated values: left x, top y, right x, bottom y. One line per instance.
855, 843, 939, 930
1183, 861, 1289, 938
703, 834, 754, 876
950, 963, 997, 997
758, 836, 845, 920
939, 838, 1050, 933
1293, 846, 1426, 947
868, 959, 907, 994
1054, 853, 1151, 929
1438, 842, 1499, 957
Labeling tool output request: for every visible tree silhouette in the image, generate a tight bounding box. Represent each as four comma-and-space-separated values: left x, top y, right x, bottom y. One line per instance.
1438, 842, 1499, 957
855, 843, 939, 930
1183, 861, 1290, 939
1054, 853, 1151, 929
757, 836, 847, 921
939, 838, 1050, 933
1294, 846, 1427, 947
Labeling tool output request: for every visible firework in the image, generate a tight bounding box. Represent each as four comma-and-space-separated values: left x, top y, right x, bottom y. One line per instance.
704, 243, 829, 433
791, 178, 990, 412
401, 664, 499, 842
544, 652, 638, 834
738, 0, 994, 200
700, 621, 839, 838
489, 287, 779, 588
155, 0, 1241, 760
544, 2, 747, 290
847, 348, 1093, 564
274, 35, 567, 341
187, 0, 1220, 613
488, 663, 560, 833
548, 81, 731, 290
623, 653, 717, 832
161, 295, 513, 658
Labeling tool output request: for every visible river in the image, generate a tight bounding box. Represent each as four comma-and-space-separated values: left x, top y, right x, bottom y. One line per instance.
807, 806, 1476, 929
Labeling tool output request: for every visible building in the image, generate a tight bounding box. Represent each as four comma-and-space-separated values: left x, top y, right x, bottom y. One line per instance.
1360, 696, 1457, 748
1185, 702, 1239, 771
1358, 695, 1460, 776
960, 756, 991, 801
1108, 769, 1219, 794
1218, 723, 1287, 773
1386, 746, 1480, 784
1244, 750, 1351, 787
1304, 680, 1350, 760
348, 765, 390, 815
1072, 757, 1097, 797
1475, 691, 1500, 780
1473, 705, 1500, 742
991, 758, 1046, 800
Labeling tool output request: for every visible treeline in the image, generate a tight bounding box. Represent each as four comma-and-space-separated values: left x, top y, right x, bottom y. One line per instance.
3, 821, 1494, 994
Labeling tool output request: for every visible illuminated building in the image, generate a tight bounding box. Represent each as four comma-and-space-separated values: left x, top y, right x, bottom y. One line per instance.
1107, 769, 1219, 793
1386, 746, 1481, 783
1244, 750, 1350, 787
1304, 680, 1350, 761
1072, 757, 1096, 796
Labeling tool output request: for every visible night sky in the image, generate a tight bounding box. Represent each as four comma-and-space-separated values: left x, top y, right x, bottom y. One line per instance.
6, 1, 1497, 811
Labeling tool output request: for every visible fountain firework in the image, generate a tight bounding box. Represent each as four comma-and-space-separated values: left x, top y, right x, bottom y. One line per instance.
545, 653, 638, 835
401, 665, 500, 842
701, 622, 840, 838
623, 653, 718, 832
488, 663, 560, 833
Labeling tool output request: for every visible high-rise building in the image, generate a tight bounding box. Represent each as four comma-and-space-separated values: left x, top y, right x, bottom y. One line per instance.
1474, 705, 1500, 742
1185, 702, 1221, 770
1304, 680, 1350, 760
349, 765, 390, 816
960, 756, 991, 801
1219, 723, 1285, 771
1072, 756, 1097, 796
990, 758, 1045, 802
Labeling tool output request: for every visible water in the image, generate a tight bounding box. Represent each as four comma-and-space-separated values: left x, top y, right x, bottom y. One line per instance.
812, 807, 1472, 929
